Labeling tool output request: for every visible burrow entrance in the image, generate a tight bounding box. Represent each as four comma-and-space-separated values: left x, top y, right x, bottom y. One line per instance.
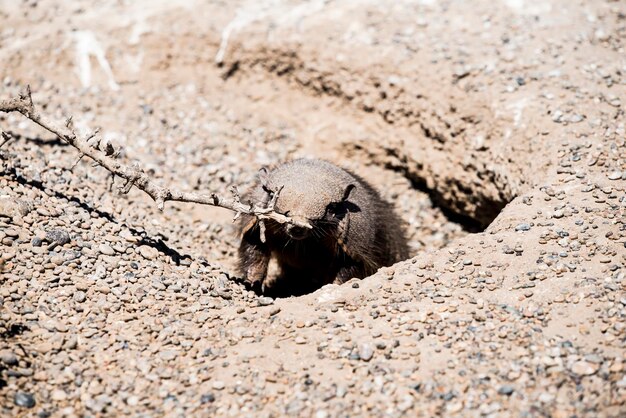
218, 50, 515, 297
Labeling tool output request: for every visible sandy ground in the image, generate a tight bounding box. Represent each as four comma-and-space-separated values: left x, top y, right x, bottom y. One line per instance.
0, 0, 625, 416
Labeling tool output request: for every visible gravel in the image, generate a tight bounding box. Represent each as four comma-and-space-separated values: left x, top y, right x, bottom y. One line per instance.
1, 0, 624, 416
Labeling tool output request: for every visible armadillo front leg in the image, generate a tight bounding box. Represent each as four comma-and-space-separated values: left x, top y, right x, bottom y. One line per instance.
238, 222, 270, 286
334, 263, 365, 284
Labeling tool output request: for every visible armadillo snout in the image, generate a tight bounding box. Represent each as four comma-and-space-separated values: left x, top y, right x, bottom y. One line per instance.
285, 224, 310, 240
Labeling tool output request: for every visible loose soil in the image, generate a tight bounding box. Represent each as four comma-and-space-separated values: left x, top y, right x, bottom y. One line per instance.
1, 0, 625, 416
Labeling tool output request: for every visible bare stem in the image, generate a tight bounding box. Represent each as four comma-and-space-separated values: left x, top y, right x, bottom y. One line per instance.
0, 130, 14, 148
0, 88, 311, 229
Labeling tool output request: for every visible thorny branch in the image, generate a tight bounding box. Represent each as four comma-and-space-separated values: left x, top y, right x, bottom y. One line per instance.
0, 88, 312, 233
0, 130, 13, 148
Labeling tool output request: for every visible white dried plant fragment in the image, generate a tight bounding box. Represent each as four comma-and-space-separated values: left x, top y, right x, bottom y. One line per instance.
71, 30, 120, 91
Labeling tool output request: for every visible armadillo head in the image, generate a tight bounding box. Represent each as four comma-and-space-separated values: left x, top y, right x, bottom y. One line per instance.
262, 159, 357, 240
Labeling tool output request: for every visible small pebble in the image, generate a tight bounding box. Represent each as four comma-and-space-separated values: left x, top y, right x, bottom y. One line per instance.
14, 392, 36, 408
269, 307, 281, 316
0, 350, 18, 366
570, 360, 598, 376
138, 245, 158, 260
358, 343, 374, 362
51, 389, 67, 401
99, 243, 116, 256
73, 291, 87, 303
45, 229, 71, 245
201, 393, 216, 403
569, 114, 583, 123
498, 385, 515, 396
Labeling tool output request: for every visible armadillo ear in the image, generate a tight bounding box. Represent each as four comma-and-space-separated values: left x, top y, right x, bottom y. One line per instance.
342, 184, 356, 201
259, 167, 271, 193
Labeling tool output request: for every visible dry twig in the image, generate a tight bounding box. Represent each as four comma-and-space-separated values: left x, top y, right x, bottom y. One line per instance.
0, 87, 311, 231
0, 130, 14, 148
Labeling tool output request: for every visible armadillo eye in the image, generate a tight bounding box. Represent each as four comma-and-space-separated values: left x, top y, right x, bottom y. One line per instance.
325, 203, 337, 215
283, 210, 290, 216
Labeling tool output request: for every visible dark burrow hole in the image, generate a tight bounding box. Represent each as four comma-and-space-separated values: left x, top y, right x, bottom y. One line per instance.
395, 165, 508, 234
